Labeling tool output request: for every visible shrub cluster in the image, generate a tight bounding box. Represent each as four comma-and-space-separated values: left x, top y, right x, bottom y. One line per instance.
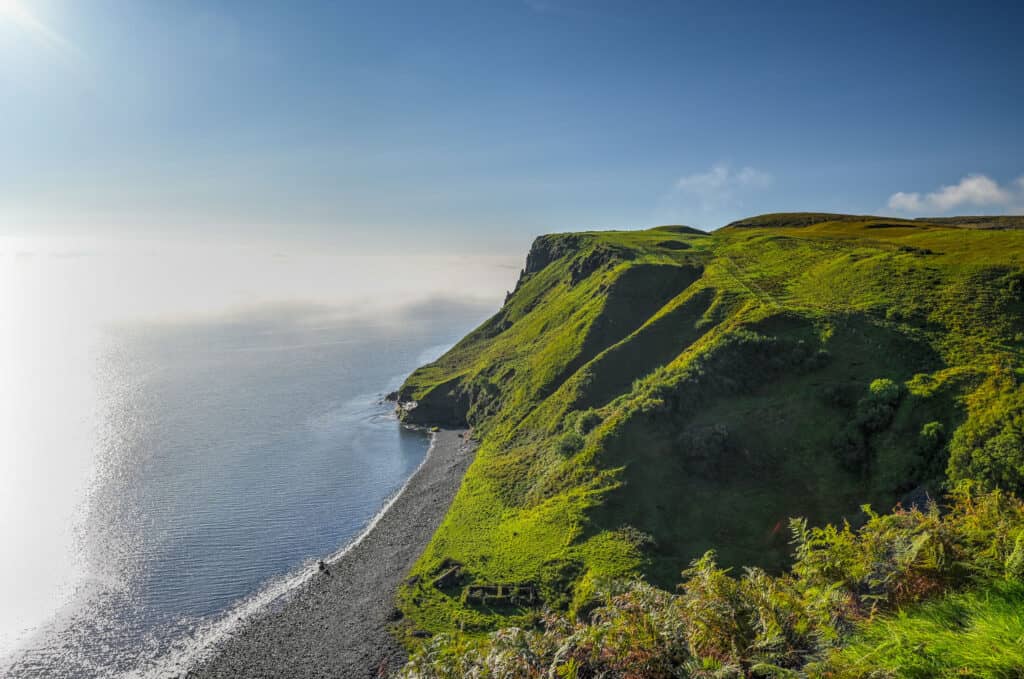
399, 485, 1024, 678
631, 330, 829, 421
947, 370, 1024, 494
832, 378, 903, 471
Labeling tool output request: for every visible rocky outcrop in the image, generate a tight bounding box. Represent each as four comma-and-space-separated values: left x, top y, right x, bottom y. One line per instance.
568, 245, 634, 285
524, 234, 583, 275
503, 234, 587, 305
396, 376, 471, 428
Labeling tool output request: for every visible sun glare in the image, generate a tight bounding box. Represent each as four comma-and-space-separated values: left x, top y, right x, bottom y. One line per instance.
0, 0, 39, 25
0, 0, 72, 51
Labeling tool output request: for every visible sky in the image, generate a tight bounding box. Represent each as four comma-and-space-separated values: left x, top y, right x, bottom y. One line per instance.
1, 0, 1023, 254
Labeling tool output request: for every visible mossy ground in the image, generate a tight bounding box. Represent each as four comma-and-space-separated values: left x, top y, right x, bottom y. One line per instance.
394, 215, 1024, 640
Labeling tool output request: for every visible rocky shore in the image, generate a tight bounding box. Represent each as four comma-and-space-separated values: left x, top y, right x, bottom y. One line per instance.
187, 429, 476, 679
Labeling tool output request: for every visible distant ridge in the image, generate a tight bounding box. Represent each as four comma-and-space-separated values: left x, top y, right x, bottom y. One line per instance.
724, 211, 1024, 230
917, 215, 1024, 229
647, 224, 709, 236
722, 212, 892, 229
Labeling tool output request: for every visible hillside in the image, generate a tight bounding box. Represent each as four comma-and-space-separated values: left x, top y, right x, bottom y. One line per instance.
392, 213, 1024, 639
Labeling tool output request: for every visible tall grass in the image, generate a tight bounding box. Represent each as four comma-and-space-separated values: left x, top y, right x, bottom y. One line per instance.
823, 582, 1024, 678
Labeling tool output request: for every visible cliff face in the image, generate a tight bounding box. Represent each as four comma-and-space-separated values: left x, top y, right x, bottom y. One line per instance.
395, 375, 470, 428
395, 234, 694, 428
395, 215, 1024, 637
524, 233, 584, 275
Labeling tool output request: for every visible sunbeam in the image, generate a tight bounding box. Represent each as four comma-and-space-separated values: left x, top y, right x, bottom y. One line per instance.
0, 0, 73, 52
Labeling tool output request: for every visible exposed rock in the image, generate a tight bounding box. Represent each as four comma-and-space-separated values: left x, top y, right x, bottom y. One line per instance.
524, 234, 583, 275
569, 245, 634, 285
397, 375, 471, 428
503, 234, 588, 304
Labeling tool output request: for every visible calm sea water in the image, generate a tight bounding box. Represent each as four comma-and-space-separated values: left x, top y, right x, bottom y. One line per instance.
0, 245, 516, 677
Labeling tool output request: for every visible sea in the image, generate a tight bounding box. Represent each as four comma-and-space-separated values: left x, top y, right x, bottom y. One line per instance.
0, 240, 518, 677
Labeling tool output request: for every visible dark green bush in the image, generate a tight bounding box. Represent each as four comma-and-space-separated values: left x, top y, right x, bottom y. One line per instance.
854, 378, 901, 432
918, 420, 945, 450
832, 378, 903, 471
574, 408, 602, 435
556, 430, 585, 455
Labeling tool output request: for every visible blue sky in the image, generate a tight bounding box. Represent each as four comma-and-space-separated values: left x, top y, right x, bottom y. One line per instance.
2, 0, 1023, 253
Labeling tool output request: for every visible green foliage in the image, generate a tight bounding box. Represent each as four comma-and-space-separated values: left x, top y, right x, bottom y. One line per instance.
918, 420, 945, 451
868, 377, 901, 403
573, 408, 602, 435
555, 431, 585, 455
678, 553, 749, 661
819, 582, 1024, 678
857, 378, 902, 432
1004, 532, 1024, 582
401, 487, 1024, 678
394, 214, 1024, 638
948, 370, 1024, 493
833, 378, 907, 471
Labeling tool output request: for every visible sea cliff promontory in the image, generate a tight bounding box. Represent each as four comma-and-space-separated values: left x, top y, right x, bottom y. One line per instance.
393, 214, 1024, 650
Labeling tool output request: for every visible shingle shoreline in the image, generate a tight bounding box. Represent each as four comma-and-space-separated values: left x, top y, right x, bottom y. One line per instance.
187, 429, 475, 679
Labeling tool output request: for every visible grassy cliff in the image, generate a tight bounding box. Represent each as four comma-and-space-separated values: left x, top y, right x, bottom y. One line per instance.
393, 214, 1024, 639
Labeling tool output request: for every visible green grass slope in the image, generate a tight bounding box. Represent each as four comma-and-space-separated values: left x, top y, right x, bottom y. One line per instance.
400, 487, 1024, 678
824, 582, 1024, 678
393, 214, 1024, 639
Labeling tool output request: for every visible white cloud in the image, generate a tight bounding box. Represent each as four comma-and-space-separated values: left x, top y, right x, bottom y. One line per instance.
674, 163, 773, 212
888, 173, 1022, 214
888, 191, 923, 211
929, 175, 1008, 210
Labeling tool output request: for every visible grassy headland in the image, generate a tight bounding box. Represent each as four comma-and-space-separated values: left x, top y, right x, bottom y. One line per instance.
391, 213, 1024, 662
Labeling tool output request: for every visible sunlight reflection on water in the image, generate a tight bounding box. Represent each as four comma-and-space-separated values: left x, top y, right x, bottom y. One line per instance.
0, 241, 516, 676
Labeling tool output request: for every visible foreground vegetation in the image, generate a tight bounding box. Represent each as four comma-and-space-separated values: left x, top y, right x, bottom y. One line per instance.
391, 213, 1024, 674
399, 485, 1024, 678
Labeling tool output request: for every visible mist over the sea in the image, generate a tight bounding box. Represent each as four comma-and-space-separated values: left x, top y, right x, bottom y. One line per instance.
0, 240, 518, 676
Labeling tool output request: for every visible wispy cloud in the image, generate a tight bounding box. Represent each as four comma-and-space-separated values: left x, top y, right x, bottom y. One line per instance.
673, 163, 773, 212
888, 173, 1024, 214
